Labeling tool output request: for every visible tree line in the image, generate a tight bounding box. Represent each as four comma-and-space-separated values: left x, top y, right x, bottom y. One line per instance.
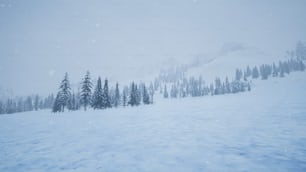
0, 94, 54, 114
155, 57, 305, 100
52, 71, 154, 113
0, 57, 304, 115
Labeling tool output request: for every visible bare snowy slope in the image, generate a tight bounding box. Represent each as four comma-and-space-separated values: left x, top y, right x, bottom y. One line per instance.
1, 72, 306, 172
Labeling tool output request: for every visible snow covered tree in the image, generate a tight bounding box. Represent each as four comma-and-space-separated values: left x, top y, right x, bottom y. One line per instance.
296, 41, 306, 60
235, 69, 243, 81
25, 96, 33, 111
128, 82, 137, 106
209, 83, 214, 96
272, 63, 279, 77
214, 77, 222, 95
135, 85, 141, 106
163, 85, 168, 98
52, 92, 62, 113
68, 92, 79, 111
114, 83, 120, 107
92, 77, 103, 109
102, 79, 111, 108
148, 82, 154, 103
170, 84, 178, 98
225, 77, 231, 94
122, 87, 128, 107
34, 95, 39, 111
142, 85, 150, 104
244, 66, 252, 78
0, 101, 4, 114
252, 66, 259, 79
80, 71, 92, 111
53, 72, 71, 112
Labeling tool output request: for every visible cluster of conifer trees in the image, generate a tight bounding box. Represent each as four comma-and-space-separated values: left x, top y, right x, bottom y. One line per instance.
52, 71, 154, 113
157, 58, 305, 100
0, 57, 304, 115
0, 94, 54, 114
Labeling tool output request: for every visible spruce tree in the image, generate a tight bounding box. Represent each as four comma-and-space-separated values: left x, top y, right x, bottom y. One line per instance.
92, 77, 103, 109
135, 84, 141, 105
252, 66, 259, 79
102, 79, 111, 108
163, 85, 168, 98
52, 72, 71, 112
143, 85, 150, 104
80, 71, 92, 111
128, 82, 137, 106
122, 89, 127, 107
114, 83, 120, 107
60, 72, 71, 111
52, 92, 62, 113
34, 95, 39, 111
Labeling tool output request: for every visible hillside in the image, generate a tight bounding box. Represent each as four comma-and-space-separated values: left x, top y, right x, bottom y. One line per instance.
1, 71, 306, 172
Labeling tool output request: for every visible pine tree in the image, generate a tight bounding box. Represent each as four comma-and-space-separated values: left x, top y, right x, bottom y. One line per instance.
235, 69, 243, 81
252, 66, 259, 79
52, 92, 62, 113
143, 85, 150, 104
135, 85, 141, 105
102, 79, 111, 108
92, 77, 103, 109
122, 89, 127, 107
272, 63, 278, 77
128, 82, 137, 106
163, 85, 168, 98
80, 71, 92, 111
148, 82, 154, 103
52, 72, 71, 112
34, 95, 39, 111
114, 83, 120, 107
25, 96, 33, 111
0, 101, 4, 114
60, 72, 71, 111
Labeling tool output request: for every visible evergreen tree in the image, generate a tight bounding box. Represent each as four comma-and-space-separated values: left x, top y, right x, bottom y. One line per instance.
34, 95, 39, 111
128, 82, 137, 106
0, 101, 4, 114
60, 72, 71, 111
235, 69, 243, 81
170, 84, 178, 98
209, 83, 214, 96
25, 96, 33, 111
252, 66, 259, 79
272, 63, 278, 77
214, 77, 222, 95
80, 71, 92, 111
148, 82, 154, 103
114, 83, 120, 107
142, 85, 150, 104
122, 88, 128, 107
52, 92, 62, 113
92, 77, 103, 109
102, 79, 111, 108
53, 72, 71, 112
279, 61, 285, 77
163, 85, 168, 98
225, 77, 231, 93
135, 85, 141, 105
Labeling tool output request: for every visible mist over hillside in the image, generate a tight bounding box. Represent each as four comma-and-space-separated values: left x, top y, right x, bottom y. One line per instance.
1, 0, 306, 96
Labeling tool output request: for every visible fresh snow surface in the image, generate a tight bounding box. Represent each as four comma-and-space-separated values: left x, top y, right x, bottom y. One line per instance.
1, 72, 306, 172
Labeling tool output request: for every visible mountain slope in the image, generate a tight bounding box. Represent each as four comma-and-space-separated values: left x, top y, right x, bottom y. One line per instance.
0, 72, 306, 172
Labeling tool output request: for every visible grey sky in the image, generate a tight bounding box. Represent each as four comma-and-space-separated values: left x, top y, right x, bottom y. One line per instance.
0, 0, 305, 96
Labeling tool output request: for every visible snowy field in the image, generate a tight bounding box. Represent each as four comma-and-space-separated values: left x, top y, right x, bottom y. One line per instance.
1, 72, 306, 172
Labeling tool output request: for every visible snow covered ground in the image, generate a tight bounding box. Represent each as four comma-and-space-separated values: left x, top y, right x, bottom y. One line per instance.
1, 72, 306, 172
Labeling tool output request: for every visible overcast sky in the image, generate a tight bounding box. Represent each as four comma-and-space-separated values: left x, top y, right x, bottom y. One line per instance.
0, 0, 306, 96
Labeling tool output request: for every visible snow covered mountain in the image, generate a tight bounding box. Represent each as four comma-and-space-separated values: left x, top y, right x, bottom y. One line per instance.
1, 68, 306, 171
